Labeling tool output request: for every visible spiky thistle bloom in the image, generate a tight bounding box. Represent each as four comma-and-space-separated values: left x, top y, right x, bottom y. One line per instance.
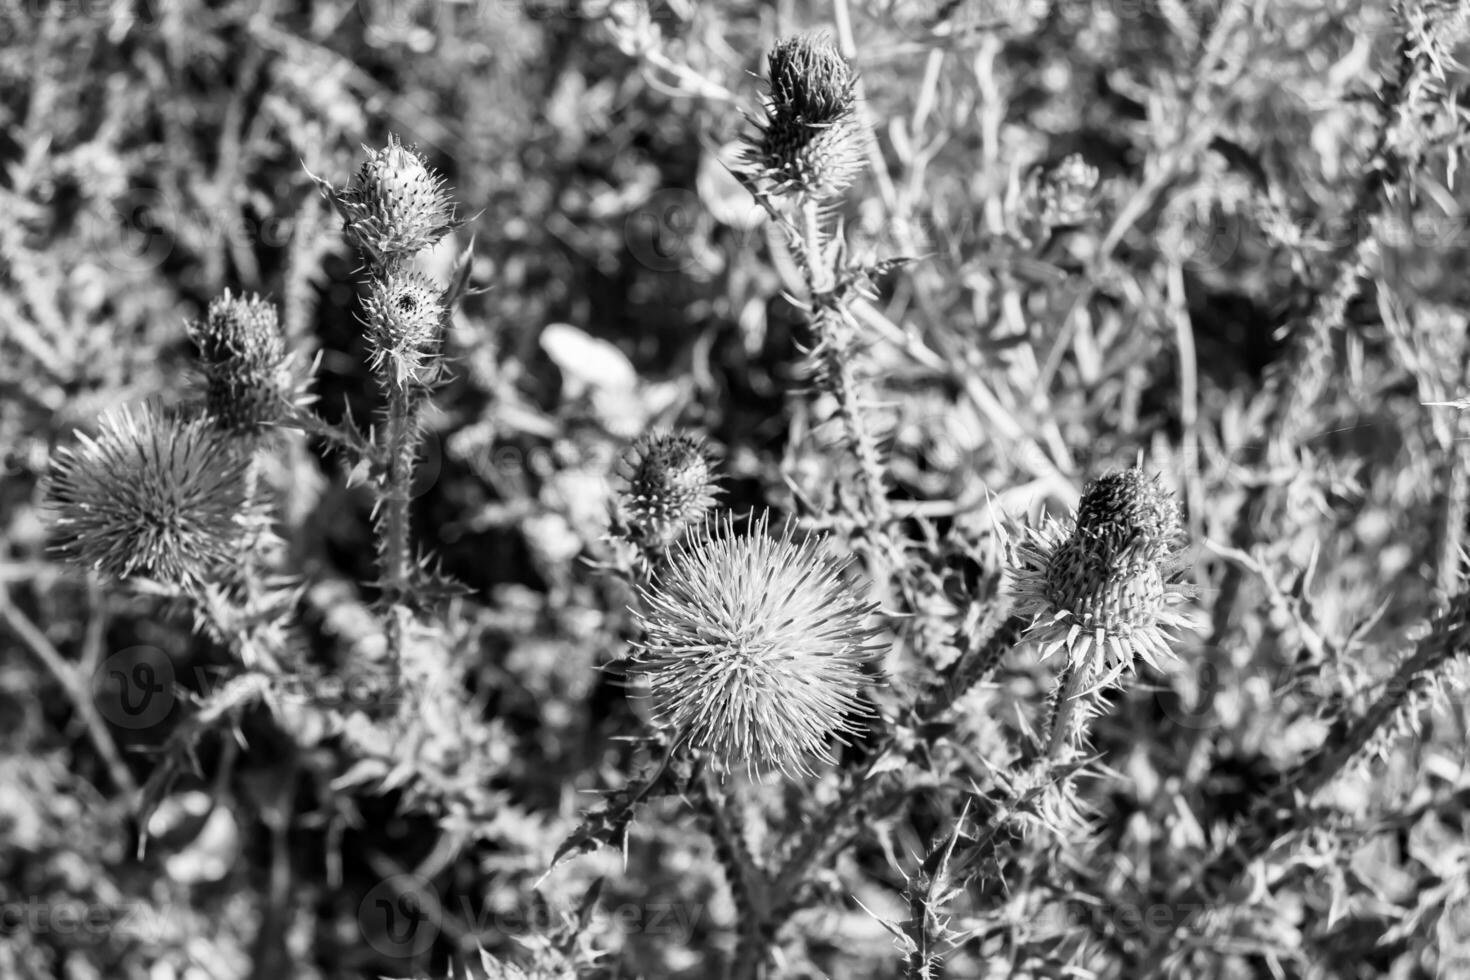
743, 33, 867, 198
616, 432, 720, 550
360, 270, 446, 390
44, 404, 252, 587
1009, 469, 1195, 677
631, 512, 883, 775
188, 290, 295, 433
335, 136, 456, 263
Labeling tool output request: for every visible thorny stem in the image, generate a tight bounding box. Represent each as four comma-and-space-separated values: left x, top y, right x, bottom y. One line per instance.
769, 616, 1025, 926
1044, 653, 1095, 761
800, 195, 833, 296
1129, 593, 1470, 973
379, 381, 420, 660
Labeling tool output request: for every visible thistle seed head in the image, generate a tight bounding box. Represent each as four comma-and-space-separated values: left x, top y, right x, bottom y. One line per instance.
1009, 469, 1194, 672
745, 34, 867, 198
361, 271, 446, 390
340, 136, 456, 262
188, 291, 293, 433
616, 432, 720, 550
43, 403, 252, 587
631, 511, 883, 776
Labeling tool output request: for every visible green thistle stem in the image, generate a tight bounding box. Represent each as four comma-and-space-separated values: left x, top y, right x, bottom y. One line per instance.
379, 381, 420, 660
1044, 652, 1097, 760
801, 196, 833, 296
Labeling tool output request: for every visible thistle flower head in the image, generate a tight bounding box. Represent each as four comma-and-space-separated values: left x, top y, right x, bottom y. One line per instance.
1009, 469, 1194, 673
361, 270, 446, 390
43, 404, 251, 587
744, 33, 867, 198
616, 432, 720, 550
339, 136, 456, 262
188, 290, 295, 433
631, 512, 883, 776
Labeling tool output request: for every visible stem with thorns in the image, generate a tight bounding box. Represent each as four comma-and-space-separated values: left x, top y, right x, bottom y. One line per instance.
1043, 654, 1096, 761
801, 196, 834, 296
379, 383, 419, 606
1129, 592, 1470, 972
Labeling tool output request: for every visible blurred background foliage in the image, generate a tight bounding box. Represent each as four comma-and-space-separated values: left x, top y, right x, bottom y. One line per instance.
3, 1, 1470, 978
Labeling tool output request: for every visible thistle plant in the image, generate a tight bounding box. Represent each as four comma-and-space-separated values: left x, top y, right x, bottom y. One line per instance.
739, 33, 904, 595
44, 403, 252, 588
310, 137, 462, 655
1008, 469, 1196, 756
630, 511, 882, 776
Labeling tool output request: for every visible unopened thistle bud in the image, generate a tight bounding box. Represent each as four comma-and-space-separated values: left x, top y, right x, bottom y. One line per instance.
616, 432, 720, 550
631, 512, 883, 775
744, 34, 867, 198
337, 136, 456, 263
1009, 469, 1194, 673
44, 404, 252, 587
361, 271, 446, 390
188, 291, 293, 433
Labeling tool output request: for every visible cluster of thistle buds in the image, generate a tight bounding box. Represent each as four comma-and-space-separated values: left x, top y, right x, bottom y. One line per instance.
744, 33, 868, 201
44, 289, 308, 589
314, 136, 459, 393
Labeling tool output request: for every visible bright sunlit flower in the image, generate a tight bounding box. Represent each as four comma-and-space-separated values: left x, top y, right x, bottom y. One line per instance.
631, 511, 883, 775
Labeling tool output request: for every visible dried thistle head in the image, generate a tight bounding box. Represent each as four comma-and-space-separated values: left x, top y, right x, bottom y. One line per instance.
43, 404, 252, 587
361, 271, 446, 390
188, 290, 296, 433
744, 33, 867, 198
616, 432, 720, 550
338, 136, 457, 263
1009, 469, 1195, 673
631, 511, 883, 776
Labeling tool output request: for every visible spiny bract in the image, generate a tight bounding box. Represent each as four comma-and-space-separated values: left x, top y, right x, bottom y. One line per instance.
631, 511, 883, 775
